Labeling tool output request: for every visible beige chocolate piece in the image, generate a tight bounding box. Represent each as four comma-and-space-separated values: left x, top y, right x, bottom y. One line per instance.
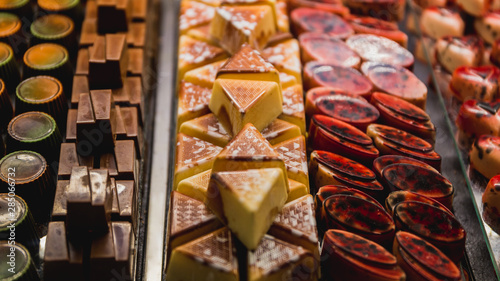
273, 136, 309, 188
174, 133, 222, 188
183, 59, 227, 89
180, 1, 215, 35
207, 168, 288, 249
177, 81, 212, 128
279, 84, 306, 134
178, 35, 228, 81
210, 5, 276, 54
262, 39, 302, 83
176, 169, 212, 203
166, 228, 239, 281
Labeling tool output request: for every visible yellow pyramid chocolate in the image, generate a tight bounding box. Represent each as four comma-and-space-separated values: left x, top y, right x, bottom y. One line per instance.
210, 5, 276, 54
166, 228, 238, 281
262, 39, 301, 84
210, 79, 282, 135
167, 191, 222, 257
176, 169, 212, 203
216, 44, 281, 89
180, 113, 301, 147
180, 1, 215, 35
287, 178, 309, 203
261, 118, 301, 145
177, 81, 211, 128
248, 235, 317, 281
174, 133, 223, 188
211, 124, 289, 190
207, 168, 288, 249
191, 0, 221, 7
184, 59, 227, 89
270, 195, 320, 267
279, 84, 306, 134
178, 35, 228, 81
279, 72, 298, 89
276, 0, 289, 33
221, 0, 279, 29
273, 136, 309, 188
180, 113, 231, 147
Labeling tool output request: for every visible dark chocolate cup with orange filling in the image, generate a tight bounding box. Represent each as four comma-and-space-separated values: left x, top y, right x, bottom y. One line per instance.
315, 185, 382, 233
0, 0, 32, 19
313, 94, 379, 131
367, 124, 442, 171
0, 79, 13, 132
372, 155, 438, 181
30, 14, 77, 56
16, 76, 68, 127
37, 0, 83, 24
303, 61, 373, 97
393, 231, 461, 281
23, 43, 73, 95
324, 194, 396, 249
308, 115, 379, 166
0, 12, 26, 56
0, 42, 20, 93
393, 201, 466, 263
382, 163, 454, 209
385, 190, 453, 217
370, 92, 436, 144
290, 7, 353, 38
322, 230, 405, 281
309, 150, 385, 201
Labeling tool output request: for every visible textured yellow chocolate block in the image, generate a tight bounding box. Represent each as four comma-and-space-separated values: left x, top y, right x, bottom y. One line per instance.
210, 5, 276, 54
211, 124, 289, 192
186, 24, 217, 45
180, 1, 215, 35
177, 81, 212, 129
273, 136, 309, 188
180, 113, 301, 147
178, 35, 228, 81
276, 0, 289, 32
207, 168, 288, 250
221, 0, 279, 28
216, 44, 281, 92
167, 191, 222, 259
210, 79, 282, 135
248, 235, 317, 281
287, 179, 308, 203
174, 133, 222, 188
279, 72, 298, 89
184, 59, 227, 89
262, 39, 302, 84
270, 195, 320, 268
191, 0, 221, 7
166, 228, 238, 281
176, 169, 212, 203
261, 119, 301, 145
279, 84, 306, 134
180, 114, 231, 147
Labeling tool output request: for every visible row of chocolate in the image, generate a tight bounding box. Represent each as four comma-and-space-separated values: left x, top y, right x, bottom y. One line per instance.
166, 0, 469, 280
167, 0, 322, 280
0, 0, 149, 280
291, 3, 468, 280
409, 0, 500, 237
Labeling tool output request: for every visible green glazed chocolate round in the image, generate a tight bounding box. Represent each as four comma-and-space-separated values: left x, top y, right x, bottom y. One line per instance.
0, 151, 51, 223
0, 194, 39, 257
31, 14, 74, 41
38, 0, 79, 11
9, 112, 57, 142
7, 112, 61, 161
0, 12, 20, 39
0, 0, 29, 9
0, 241, 38, 280
23, 43, 68, 71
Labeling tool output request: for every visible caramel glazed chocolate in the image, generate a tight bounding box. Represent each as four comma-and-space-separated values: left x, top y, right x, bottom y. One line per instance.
0, 0, 149, 280
167, 0, 467, 278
